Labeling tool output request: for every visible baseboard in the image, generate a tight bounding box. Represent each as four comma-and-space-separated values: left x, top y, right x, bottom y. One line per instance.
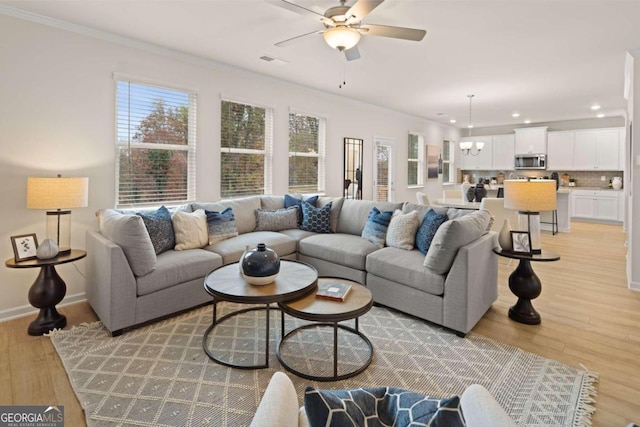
630, 281, 640, 292
0, 292, 86, 323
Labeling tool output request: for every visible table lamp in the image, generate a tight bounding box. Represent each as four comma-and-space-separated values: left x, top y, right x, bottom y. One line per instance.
503, 179, 556, 254
27, 175, 89, 254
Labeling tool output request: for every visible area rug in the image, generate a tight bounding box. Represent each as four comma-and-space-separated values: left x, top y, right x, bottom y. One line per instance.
49, 303, 597, 426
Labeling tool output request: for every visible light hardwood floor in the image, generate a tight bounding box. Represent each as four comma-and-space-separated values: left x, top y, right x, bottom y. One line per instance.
1, 221, 639, 425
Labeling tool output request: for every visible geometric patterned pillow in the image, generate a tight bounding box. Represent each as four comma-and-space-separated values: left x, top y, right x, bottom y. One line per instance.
136, 205, 175, 255
361, 207, 393, 249
284, 194, 319, 224
304, 386, 466, 427
300, 201, 332, 233
205, 207, 238, 245
415, 209, 449, 255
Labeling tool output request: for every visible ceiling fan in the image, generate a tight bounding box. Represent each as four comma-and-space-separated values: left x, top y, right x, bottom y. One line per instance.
268, 0, 427, 61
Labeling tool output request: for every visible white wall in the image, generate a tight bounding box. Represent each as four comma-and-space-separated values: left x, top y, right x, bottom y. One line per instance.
628, 53, 640, 291
0, 13, 459, 319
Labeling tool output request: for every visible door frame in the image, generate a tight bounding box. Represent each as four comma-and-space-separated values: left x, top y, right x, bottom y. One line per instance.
373, 136, 396, 202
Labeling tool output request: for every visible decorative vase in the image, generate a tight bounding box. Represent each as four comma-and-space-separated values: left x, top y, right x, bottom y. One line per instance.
466, 186, 476, 202
241, 243, 280, 285
460, 181, 472, 202
239, 245, 251, 276
498, 219, 512, 251
474, 183, 487, 202
612, 176, 622, 190
36, 238, 59, 260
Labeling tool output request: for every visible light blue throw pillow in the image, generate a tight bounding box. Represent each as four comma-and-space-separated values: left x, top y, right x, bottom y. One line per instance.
300, 200, 332, 233
136, 205, 175, 255
304, 386, 465, 427
205, 207, 238, 245
361, 207, 393, 248
416, 209, 449, 255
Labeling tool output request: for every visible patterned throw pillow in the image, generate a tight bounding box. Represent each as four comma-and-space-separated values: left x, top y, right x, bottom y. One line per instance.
416, 209, 449, 255
284, 194, 319, 224
255, 206, 299, 231
171, 209, 209, 251
386, 209, 420, 250
300, 201, 332, 233
205, 207, 238, 245
136, 206, 175, 255
361, 207, 393, 248
304, 386, 465, 427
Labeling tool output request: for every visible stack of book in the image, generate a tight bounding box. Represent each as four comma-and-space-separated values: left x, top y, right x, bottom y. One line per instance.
316, 282, 352, 302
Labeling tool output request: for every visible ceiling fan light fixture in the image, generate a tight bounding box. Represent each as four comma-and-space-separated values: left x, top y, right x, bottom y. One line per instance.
323, 26, 361, 51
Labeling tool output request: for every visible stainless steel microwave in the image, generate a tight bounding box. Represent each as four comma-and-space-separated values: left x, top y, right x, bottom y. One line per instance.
515, 153, 546, 170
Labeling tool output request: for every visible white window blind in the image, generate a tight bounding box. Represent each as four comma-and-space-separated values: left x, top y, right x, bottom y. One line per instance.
288, 112, 326, 193
408, 133, 424, 186
220, 100, 273, 198
442, 140, 454, 184
115, 80, 196, 208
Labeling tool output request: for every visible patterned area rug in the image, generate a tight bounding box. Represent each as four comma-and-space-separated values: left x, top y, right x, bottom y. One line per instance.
49, 303, 597, 426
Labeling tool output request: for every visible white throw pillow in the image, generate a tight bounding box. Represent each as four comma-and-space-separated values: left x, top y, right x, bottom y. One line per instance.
172, 209, 209, 250
385, 209, 420, 250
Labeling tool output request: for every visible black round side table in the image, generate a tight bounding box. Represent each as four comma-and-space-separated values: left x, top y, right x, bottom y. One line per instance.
493, 248, 560, 325
5, 250, 87, 335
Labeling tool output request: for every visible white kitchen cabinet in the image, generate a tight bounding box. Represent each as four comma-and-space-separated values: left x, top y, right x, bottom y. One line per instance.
574, 129, 621, 170
492, 134, 515, 170
570, 189, 621, 221
515, 126, 547, 154
459, 136, 493, 170
547, 131, 575, 170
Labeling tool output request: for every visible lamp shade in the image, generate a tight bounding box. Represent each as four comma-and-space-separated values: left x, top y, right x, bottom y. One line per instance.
503, 179, 557, 212
27, 177, 89, 209
323, 26, 361, 51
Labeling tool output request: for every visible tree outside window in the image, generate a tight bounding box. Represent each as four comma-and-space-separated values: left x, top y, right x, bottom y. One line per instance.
289, 113, 325, 193
408, 133, 424, 187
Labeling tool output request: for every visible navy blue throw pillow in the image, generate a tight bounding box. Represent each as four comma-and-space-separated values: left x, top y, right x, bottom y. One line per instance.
284, 194, 319, 224
415, 209, 449, 255
137, 205, 175, 255
300, 200, 332, 233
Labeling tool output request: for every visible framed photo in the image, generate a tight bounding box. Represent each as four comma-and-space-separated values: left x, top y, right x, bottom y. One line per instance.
426, 145, 440, 181
10, 233, 39, 262
510, 231, 532, 255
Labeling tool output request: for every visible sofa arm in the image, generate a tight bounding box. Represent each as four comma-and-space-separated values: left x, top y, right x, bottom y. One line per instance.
85, 229, 137, 333
461, 384, 517, 427
442, 231, 498, 335
250, 372, 300, 427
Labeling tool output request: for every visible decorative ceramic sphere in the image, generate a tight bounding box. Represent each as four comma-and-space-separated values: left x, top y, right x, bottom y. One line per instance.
241, 243, 280, 285
36, 238, 59, 260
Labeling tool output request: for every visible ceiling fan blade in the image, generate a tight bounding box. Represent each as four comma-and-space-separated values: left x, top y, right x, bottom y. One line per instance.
275, 29, 324, 47
344, 46, 361, 61
359, 23, 426, 41
345, 0, 384, 23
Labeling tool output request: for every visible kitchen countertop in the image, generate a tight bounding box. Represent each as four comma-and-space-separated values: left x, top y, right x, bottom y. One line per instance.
560, 187, 623, 191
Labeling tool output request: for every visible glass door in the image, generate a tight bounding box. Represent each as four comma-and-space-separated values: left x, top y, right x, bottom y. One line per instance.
373, 137, 395, 202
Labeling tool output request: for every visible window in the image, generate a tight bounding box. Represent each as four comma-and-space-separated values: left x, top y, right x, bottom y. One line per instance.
288, 112, 326, 193
442, 140, 454, 184
220, 100, 273, 198
116, 80, 196, 208
407, 133, 424, 186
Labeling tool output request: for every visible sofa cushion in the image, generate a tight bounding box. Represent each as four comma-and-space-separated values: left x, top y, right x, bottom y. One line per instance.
206, 231, 297, 265
192, 196, 262, 234
97, 209, 157, 277
402, 202, 448, 219
366, 247, 446, 295
285, 194, 318, 224
304, 386, 464, 427
337, 200, 403, 235
136, 206, 175, 255
386, 209, 420, 250
205, 207, 238, 245
424, 209, 492, 274
416, 209, 449, 255
299, 233, 379, 270
278, 228, 317, 242
172, 209, 209, 250
300, 201, 332, 233
136, 249, 222, 296
317, 196, 344, 233
255, 207, 299, 231
260, 195, 285, 211
361, 207, 393, 249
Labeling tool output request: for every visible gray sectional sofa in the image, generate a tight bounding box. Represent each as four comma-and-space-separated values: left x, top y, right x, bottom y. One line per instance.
86, 195, 498, 337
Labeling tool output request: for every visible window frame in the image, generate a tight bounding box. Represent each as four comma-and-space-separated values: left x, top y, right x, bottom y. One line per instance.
442, 139, 455, 184
288, 110, 326, 194
407, 132, 424, 188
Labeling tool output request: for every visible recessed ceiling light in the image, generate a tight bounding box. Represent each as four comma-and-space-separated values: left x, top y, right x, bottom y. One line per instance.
591, 104, 601, 111
450, 119, 456, 124
523, 119, 531, 124
467, 125, 474, 129
597, 113, 605, 118
512, 113, 520, 118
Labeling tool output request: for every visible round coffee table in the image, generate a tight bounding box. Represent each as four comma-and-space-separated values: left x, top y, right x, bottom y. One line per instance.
203, 259, 317, 369
277, 277, 373, 381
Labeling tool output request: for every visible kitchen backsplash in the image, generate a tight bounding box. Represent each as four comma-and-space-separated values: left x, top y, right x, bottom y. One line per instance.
459, 169, 624, 188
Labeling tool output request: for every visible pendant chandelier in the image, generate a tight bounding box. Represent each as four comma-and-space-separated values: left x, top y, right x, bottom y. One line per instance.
460, 94, 485, 156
